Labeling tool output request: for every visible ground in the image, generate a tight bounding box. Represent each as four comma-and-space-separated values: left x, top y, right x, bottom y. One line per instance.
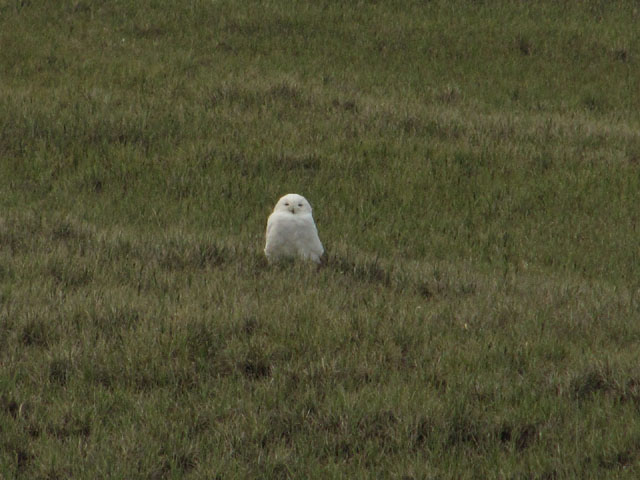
1, 1, 640, 478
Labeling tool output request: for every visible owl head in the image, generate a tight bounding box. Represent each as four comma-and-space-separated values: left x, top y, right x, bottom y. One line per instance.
273, 193, 313, 215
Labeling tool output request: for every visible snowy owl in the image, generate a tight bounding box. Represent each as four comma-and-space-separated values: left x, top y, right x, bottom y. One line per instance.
264, 193, 324, 264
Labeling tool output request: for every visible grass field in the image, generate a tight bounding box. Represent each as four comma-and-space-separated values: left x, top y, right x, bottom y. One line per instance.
2, 0, 640, 478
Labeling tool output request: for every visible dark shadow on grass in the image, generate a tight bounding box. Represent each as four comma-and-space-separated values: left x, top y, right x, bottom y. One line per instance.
239, 353, 272, 380
326, 253, 392, 287
20, 317, 52, 348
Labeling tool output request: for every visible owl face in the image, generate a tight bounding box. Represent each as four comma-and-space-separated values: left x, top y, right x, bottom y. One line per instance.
274, 193, 312, 215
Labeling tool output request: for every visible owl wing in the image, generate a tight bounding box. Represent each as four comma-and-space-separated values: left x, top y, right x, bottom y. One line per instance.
265, 212, 292, 260
300, 216, 324, 261
265, 213, 275, 237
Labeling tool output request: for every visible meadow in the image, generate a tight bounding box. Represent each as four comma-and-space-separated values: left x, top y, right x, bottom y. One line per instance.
1, 0, 640, 478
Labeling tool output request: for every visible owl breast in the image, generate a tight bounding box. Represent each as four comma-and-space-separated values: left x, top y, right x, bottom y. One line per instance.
264, 212, 323, 263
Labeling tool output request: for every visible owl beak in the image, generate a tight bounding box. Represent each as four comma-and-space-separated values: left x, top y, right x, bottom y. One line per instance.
289, 207, 295, 214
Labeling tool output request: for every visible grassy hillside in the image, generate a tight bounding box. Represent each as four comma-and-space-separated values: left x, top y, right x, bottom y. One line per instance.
1, 0, 640, 478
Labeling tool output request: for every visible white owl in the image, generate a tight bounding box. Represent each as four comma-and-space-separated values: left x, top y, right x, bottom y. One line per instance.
264, 193, 324, 264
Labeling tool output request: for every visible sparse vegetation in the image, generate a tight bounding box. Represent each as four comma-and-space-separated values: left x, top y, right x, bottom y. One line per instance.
1, 0, 640, 478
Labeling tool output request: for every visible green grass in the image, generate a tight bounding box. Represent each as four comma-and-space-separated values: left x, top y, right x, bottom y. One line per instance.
2, 0, 640, 478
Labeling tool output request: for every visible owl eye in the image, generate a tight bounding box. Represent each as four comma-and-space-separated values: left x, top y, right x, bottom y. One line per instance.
298, 203, 303, 207
284, 202, 289, 206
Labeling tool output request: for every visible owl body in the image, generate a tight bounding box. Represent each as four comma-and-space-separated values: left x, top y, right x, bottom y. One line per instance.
265, 194, 324, 263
